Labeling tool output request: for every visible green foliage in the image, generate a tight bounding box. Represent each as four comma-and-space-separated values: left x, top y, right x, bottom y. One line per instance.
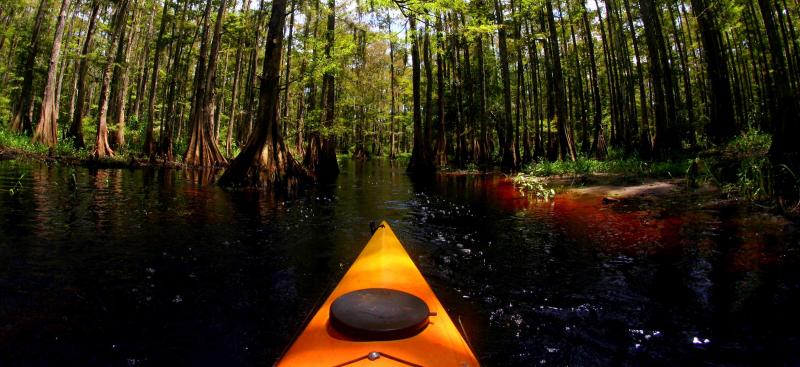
395, 152, 412, 165
227, 140, 242, 159
512, 174, 556, 201
727, 127, 772, 156
714, 128, 773, 200
173, 138, 187, 162
82, 116, 97, 147
520, 157, 690, 179
0, 126, 90, 159
464, 162, 480, 172
55, 136, 88, 159
0, 127, 48, 154
0, 95, 10, 126
121, 115, 147, 152
336, 153, 352, 163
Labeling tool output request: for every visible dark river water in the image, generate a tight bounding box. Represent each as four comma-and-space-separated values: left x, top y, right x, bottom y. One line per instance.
1, 159, 799, 366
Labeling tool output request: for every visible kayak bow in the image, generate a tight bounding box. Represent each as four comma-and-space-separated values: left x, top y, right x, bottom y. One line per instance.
277, 221, 480, 366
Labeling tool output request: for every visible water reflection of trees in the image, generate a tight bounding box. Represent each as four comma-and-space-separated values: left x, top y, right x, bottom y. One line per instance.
88, 169, 124, 232
182, 168, 219, 187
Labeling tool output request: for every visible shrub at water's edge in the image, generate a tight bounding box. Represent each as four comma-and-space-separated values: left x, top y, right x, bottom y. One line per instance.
512, 129, 799, 209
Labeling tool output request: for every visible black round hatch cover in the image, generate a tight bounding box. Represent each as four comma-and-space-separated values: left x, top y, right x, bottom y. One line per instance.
329, 288, 430, 341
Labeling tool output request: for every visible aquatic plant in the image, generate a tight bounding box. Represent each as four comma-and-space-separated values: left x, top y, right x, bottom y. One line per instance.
8, 173, 24, 196
512, 174, 556, 201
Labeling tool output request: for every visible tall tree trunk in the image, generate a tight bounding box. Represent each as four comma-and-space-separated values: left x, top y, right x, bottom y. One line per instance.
294, 1, 311, 156
449, 13, 466, 167
600, 0, 620, 148
214, 51, 229, 141
476, 32, 490, 166
608, 0, 636, 153
640, 0, 676, 157
434, 14, 447, 166
66, 45, 80, 141
0, 30, 18, 93
422, 26, 434, 166
621, 0, 650, 155
407, 15, 436, 174
583, 1, 605, 159
157, 0, 188, 162
144, 0, 171, 157
67, 0, 100, 149
387, 14, 397, 160
512, 2, 528, 164
240, 0, 267, 146
567, 22, 585, 160
758, 0, 800, 202
132, 5, 156, 124
539, 9, 554, 159
110, 4, 138, 149
225, 0, 251, 157
496, 0, 518, 170
187, 0, 212, 146
54, 10, 77, 133
513, 0, 526, 164
219, 0, 311, 188
228, 47, 242, 156
320, 0, 338, 174
303, 0, 339, 178
525, 20, 544, 159
668, 1, 696, 147
10, 0, 48, 134
184, 0, 228, 167
692, 0, 736, 143
93, 0, 130, 159
282, 0, 297, 138
545, 0, 577, 161
32, 0, 71, 147
459, 12, 475, 165
423, 26, 434, 160
293, 73, 305, 155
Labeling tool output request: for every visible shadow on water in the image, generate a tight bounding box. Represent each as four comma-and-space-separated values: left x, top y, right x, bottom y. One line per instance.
0, 159, 799, 366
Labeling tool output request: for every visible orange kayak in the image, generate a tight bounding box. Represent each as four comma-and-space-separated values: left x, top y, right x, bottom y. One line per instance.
277, 221, 480, 366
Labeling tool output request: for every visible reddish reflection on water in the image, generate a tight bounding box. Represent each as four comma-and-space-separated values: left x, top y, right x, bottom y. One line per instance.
469, 175, 789, 271
488, 177, 682, 252
552, 194, 684, 254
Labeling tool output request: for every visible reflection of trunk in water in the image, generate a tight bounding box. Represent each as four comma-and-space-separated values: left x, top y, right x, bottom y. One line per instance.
183, 169, 219, 187
88, 169, 124, 231
31, 165, 54, 238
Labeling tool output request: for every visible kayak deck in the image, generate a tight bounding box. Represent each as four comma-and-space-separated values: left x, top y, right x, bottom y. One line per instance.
277, 222, 479, 366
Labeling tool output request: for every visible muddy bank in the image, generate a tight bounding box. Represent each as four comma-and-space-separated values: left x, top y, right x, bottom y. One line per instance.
563, 178, 718, 209
560, 177, 782, 214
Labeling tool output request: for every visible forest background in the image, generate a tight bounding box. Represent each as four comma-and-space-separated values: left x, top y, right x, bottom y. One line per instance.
0, 0, 798, 205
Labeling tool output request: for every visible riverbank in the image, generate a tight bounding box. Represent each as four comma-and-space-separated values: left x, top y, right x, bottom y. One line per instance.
0, 145, 187, 169
0, 128, 189, 169
523, 176, 799, 243
3, 127, 792, 220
